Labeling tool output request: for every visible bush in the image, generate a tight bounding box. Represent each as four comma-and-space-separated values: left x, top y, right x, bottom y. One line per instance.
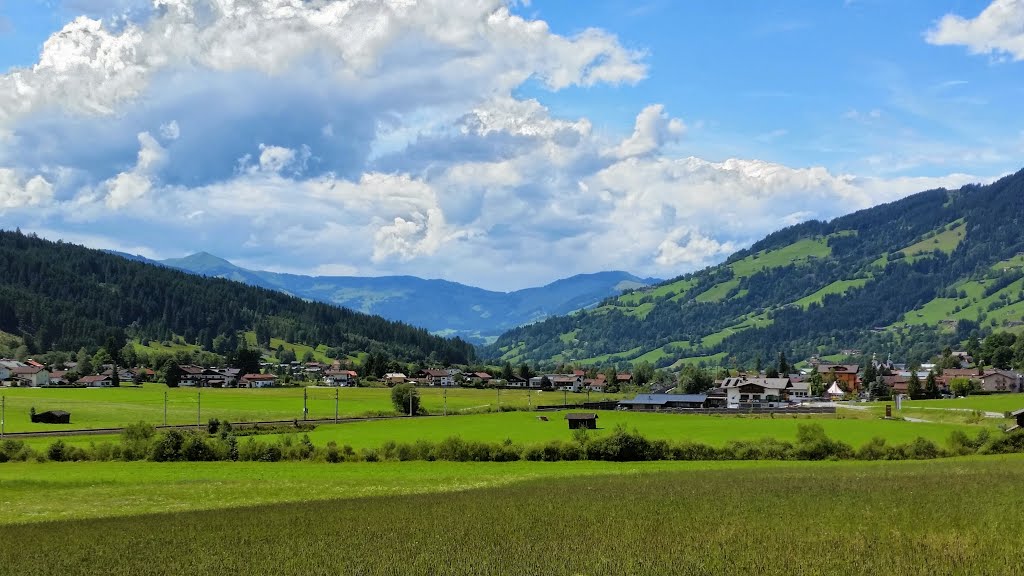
669, 441, 718, 461
181, 433, 218, 461
47, 440, 69, 462
980, 430, 1024, 454
792, 423, 853, 460
151, 430, 186, 462
900, 437, 946, 460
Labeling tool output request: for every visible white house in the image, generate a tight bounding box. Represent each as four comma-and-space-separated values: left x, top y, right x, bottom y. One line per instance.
528, 374, 584, 391
419, 369, 455, 387
720, 377, 793, 408
9, 366, 50, 387
323, 369, 358, 387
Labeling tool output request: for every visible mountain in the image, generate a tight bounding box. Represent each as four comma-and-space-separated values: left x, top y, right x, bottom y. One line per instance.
0, 232, 475, 364
486, 169, 1024, 369
153, 253, 658, 344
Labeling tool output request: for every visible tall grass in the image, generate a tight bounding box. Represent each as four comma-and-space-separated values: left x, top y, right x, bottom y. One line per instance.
2, 458, 1021, 575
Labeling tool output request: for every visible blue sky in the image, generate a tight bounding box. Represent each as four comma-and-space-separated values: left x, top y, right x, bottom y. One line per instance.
0, 0, 1021, 290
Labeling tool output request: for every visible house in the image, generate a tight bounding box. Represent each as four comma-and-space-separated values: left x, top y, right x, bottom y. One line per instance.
719, 377, 794, 407
504, 375, 529, 388
529, 374, 584, 391
78, 375, 114, 388
324, 369, 358, 387
178, 365, 232, 387
618, 394, 708, 410
565, 413, 598, 430
419, 369, 455, 387
469, 372, 493, 384
938, 368, 982, 388
49, 371, 69, 386
615, 373, 633, 385
9, 366, 50, 387
31, 410, 71, 424
239, 374, 277, 388
815, 364, 860, 392
383, 372, 407, 385
950, 351, 974, 366
979, 370, 1021, 392
585, 374, 608, 391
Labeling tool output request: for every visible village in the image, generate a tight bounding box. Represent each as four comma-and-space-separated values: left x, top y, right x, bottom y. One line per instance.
3, 350, 1021, 411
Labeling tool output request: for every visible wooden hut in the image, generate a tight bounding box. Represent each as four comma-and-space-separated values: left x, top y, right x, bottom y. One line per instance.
1009, 408, 1024, 433
31, 410, 71, 424
565, 413, 598, 430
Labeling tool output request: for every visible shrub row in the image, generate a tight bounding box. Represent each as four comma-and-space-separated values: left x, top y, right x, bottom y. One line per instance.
4, 423, 1024, 464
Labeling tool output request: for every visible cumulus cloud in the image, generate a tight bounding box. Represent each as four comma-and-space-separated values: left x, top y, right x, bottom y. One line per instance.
103, 132, 166, 208
926, 0, 1024, 61
607, 104, 685, 159
0, 169, 55, 209
0, 0, 646, 129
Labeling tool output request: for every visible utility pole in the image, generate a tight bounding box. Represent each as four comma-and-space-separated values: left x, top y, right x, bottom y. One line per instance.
1, 396, 5, 438
528, 391, 532, 411
564, 389, 567, 406
197, 391, 201, 432
443, 387, 447, 416
408, 390, 413, 417
163, 391, 167, 426
497, 387, 500, 411
335, 388, 339, 424
303, 387, 308, 421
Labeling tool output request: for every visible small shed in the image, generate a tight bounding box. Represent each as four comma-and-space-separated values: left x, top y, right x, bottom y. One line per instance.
1009, 408, 1024, 433
565, 412, 598, 430
31, 410, 71, 424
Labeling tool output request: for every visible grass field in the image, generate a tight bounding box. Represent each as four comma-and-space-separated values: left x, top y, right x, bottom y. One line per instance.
876, 395, 1024, 414
250, 410, 990, 450
0, 385, 618, 433
2, 456, 1022, 574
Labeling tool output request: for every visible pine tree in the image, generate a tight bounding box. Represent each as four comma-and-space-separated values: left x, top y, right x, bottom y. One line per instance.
907, 371, 922, 399
777, 352, 789, 376
924, 371, 940, 399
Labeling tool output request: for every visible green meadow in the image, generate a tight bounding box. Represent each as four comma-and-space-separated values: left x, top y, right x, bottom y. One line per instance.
0, 384, 614, 433
2, 456, 1022, 575
255, 410, 987, 451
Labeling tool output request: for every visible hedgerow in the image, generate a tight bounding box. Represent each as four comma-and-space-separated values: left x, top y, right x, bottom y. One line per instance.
7, 421, 1024, 464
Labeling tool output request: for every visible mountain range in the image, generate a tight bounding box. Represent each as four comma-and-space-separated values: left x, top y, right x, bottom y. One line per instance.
110, 251, 658, 344
486, 169, 1024, 369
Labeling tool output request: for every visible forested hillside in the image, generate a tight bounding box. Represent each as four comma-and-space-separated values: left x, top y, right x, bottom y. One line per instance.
488, 169, 1024, 369
0, 231, 474, 364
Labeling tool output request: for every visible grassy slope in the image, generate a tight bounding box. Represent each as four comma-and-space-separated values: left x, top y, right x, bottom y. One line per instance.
2, 456, 1023, 575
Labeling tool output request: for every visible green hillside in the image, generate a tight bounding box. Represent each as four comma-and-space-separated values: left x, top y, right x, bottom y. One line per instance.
487, 170, 1024, 368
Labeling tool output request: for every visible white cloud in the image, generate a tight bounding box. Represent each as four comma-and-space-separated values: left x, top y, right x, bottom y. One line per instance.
926, 0, 1024, 61
655, 228, 738, 267
102, 131, 166, 209
0, 0, 646, 129
0, 168, 54, 209
607, 104, 684, 159
159, 120, 180, 140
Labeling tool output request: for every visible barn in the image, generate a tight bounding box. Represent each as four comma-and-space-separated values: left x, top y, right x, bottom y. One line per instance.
565, 413, 598, 430
31, 410, 71, 424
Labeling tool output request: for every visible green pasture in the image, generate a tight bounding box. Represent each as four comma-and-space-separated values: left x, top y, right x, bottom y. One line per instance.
0, 385, 619, 433
2, 456, 1022, 574
874, 394, 1024, 415
234, 410, 988, 452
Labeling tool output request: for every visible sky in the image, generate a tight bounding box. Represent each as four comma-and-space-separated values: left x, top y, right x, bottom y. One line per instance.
1, 0, 1022, 291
